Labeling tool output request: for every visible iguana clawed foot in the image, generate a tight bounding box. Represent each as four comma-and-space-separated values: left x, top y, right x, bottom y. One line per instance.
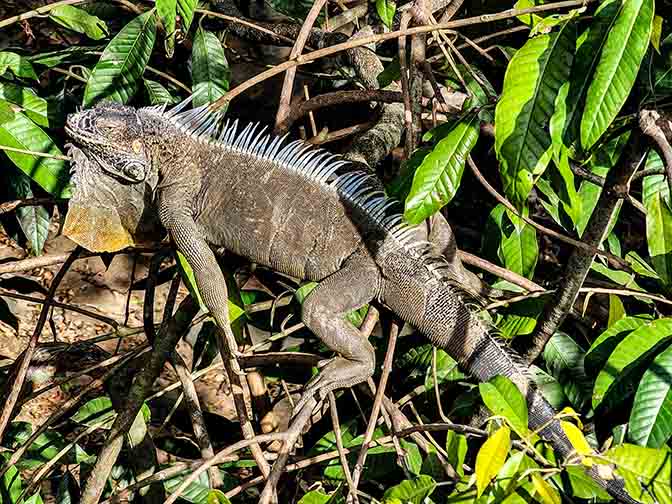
291, 356, 373, 417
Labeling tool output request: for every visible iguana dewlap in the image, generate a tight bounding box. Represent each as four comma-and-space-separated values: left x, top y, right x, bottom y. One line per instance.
63, 100, 638, 504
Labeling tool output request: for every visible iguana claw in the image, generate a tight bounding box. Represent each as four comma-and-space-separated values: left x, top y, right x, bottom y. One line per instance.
291, 356, 372, 417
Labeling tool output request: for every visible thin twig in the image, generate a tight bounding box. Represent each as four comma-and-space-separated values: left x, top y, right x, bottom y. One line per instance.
275, 0, 328, 131
523, 130, 645, 363
0, 289, 119, 328
0, 346, 146, 478
349, 320, 401, 499
164, 433, 288, 504
80, 296, 199, 504
0, 247, 81, 443
0, 145, 71, 161
466, 155, 630, 270
329, 392, 358, 502
209, 0, 597, 111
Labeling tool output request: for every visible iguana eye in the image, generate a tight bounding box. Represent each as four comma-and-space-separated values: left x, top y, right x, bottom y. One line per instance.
122, 161, 144, 181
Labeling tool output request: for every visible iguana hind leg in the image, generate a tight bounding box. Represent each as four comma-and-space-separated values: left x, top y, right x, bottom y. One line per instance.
293, 253, 381, 413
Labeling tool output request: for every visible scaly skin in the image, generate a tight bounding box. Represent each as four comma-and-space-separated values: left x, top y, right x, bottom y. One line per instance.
63, 101, 638, 503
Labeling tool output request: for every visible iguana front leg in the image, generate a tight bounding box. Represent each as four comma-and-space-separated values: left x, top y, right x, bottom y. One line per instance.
293, 252, 381, 413
158, 195, 242, 373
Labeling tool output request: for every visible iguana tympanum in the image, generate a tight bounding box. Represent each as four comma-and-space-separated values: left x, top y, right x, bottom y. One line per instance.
63, 100, 638, 503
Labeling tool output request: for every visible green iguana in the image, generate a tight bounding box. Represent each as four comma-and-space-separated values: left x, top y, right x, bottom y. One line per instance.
63, 99, 638, 503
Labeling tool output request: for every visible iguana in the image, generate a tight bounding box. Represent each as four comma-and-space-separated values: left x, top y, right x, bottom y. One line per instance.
63, 100, 639, 503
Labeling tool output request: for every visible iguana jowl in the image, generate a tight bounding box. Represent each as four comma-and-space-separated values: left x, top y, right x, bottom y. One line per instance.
63, 100, 638, 503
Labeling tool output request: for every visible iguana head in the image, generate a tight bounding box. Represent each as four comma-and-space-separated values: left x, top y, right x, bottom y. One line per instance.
63, 102, 163, 252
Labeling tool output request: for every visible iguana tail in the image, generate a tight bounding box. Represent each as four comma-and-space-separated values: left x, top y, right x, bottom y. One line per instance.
380, 252, 638, 503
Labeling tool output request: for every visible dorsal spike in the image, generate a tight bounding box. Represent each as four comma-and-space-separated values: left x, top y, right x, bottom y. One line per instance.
242, 123, 263, 151
249, 127, 269, 154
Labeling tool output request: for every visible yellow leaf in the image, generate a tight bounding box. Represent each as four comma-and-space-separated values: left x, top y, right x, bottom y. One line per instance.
475, 425, 511, 497
651, 15, 663, 53
531, 473, 561, 504
557, 406, 582, 429
560, 421, 594, 466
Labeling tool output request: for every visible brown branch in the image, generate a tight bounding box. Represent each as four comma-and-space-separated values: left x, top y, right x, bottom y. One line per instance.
0, 246, 166, 275
349, 320, 401, 497
209, 0, 598, 111
0, 346, 146, 478
80, 295, 199, 504
165, 433, 288, 504
0, 247, 81, 443
640, 109, 672, 195
329, 392, 358, 501
458, 251, 543, 292
277, 89, 404, 134
466, 155, 630, 271
521, 129, 645, 363
275, 0, 329, 131
0, 197, 63, 214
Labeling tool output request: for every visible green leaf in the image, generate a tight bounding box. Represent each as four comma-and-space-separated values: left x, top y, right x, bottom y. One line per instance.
548, 150, 582, 226
177, 0, 198, 33
563, 465, 611, 500
446, 430, 468, 477
0, 83, 49, 127
1, 459, 22, 503
0, 111, 70, 197
156, 0, 177, 56
176, 251, 246, 340
71, 397, 116, 428
643, 150, 669, 204
529, 365, 567, 409
475, 425, 511, 497
551, 0, 620, 156
144, 78, 179, 105
382, 475, 436, 504
206, 490, 231, 504
83, 10, 157, 107
403, 113, 479, 224
580, 0, 654, 149
608, 294, 626, 326
11, 171, 51, 254
192, 27, 230, 108
494, 23, 575, 209
28, 45, 104, 68
531, 473, 561, 504
585, 316, 650, 372
483, 205, 538, 279
604, 444, 672, 504
645, 190, 672, 287
24, 493, 45, 504
49, 5, 108, 40
629, 344, 672, 447
298, 490, 332, 504
593, 318, 672, 410
490, 450, 538, 498
543, 332, 591, 410
164, 469, 235, 504
376, 0, 396, 29
0, 51, 38, 80
424, 349, 465, 389
479, 376, 528, 435
560, 420, 593, 457
651, 15, 663, 52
